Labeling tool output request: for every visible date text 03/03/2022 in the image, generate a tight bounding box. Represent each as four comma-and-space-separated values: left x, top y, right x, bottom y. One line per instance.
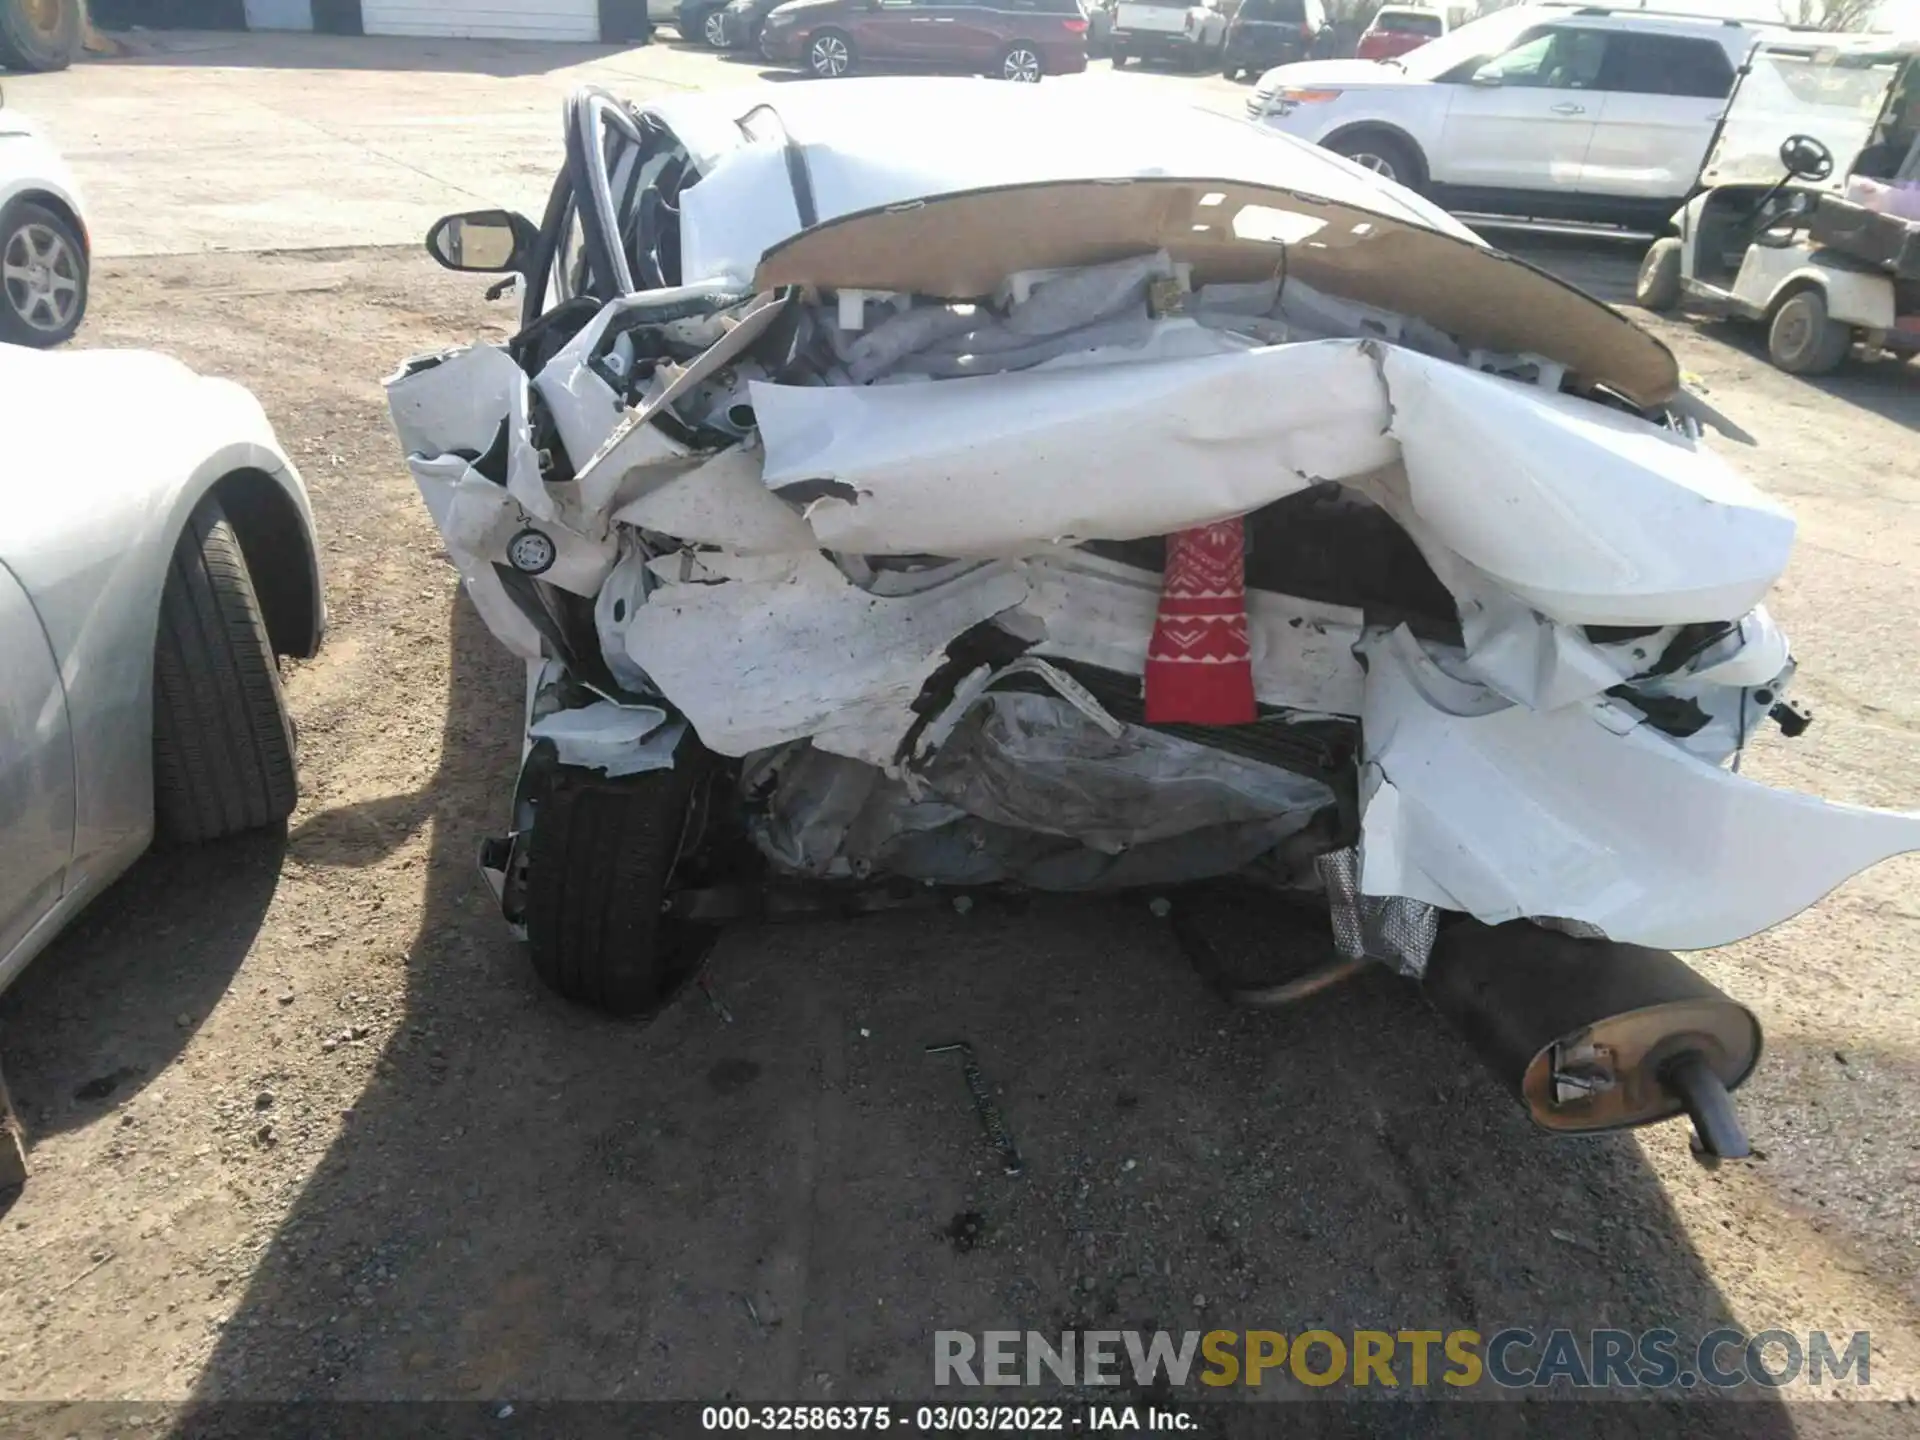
700, 1406, 1191, 1431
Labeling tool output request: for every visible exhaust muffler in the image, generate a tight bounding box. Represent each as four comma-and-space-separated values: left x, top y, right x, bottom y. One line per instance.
1423, 919, 1761, 1159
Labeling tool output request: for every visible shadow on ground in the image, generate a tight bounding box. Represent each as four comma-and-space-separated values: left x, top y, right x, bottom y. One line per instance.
109, 601, 1795, 1434
0, 829, 287, 1142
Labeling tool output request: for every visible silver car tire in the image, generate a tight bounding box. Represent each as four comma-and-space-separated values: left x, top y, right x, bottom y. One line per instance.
807, 29, 853, 77
1000, 44, 1043, 82
152, 496, 299, 844
0, 199, 87, 348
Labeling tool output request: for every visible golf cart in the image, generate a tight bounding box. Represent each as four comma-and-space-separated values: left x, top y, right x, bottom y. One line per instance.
1636, 35, 1920, 375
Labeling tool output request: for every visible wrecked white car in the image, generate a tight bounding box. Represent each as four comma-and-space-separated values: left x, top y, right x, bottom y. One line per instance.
387, 81, 1920, 1160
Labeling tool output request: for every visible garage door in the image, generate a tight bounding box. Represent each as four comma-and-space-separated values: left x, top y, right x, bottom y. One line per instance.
360, 1, 600, 39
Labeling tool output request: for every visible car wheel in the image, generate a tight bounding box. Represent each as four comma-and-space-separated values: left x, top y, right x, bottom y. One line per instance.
1635, 237, 1683, 313
1767, 288, 1851, 376
1222, 62, 1240, 80
1000, 43, 1043, 82
0, 0, 80, 73
1111, 49, 1128, 67
757, 24, 776, 59
0, 199, 87, 348
1325, 132, 1422, 191
523, 733, 712, 1017
807, 28, 854, 77
703, 8, 729, 46
152, 496, 299, 845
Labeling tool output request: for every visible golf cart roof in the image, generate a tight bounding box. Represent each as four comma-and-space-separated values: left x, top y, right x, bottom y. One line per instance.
1700, 33, 1917, 190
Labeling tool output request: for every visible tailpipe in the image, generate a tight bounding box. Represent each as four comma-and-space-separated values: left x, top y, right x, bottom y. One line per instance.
1423, 920, 1761, 1160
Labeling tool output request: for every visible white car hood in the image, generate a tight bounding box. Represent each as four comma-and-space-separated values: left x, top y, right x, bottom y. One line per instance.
1256, 58, 1429, 89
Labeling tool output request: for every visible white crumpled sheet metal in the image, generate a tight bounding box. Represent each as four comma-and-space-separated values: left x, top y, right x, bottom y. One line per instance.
1354, 626, 1920, 951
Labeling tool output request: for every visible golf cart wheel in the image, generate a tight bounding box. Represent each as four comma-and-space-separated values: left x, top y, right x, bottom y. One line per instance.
807, 28, 854, 77
152, 496, 299, 844
0, 198, 87, 346
1327, 131, 1422, 191
524, 734, 710, 1017
1768, 288, 1851, 376
1635, 237, 1683, 313
1000, 42, 1043, 82
702, 8, 729, 45
0, 0, 80, 72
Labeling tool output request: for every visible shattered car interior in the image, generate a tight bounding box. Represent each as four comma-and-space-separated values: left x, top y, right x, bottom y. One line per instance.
387, 80, 1920, 1161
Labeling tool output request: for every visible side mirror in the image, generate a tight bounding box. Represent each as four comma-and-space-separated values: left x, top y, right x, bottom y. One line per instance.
425, 210, 539, 274
1469, 67, 1503, 87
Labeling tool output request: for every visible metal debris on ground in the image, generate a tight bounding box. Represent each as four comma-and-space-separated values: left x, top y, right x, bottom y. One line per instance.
926, 1042, 1025, 1177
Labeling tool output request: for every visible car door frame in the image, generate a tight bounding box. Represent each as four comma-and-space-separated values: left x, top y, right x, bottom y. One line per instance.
1431, 22, 1609, 194
1581, 30, 1738, 203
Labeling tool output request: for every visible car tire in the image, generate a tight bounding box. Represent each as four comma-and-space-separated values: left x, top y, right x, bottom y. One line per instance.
523, 733, 710, 1017
999, 42, 1043, 82
1635, 237, 1683, 313
1222, 62, 1240, 80
1767, 288, 1851, 376
0, 198, 87, 347
1325, 131, 1423, 191
1111, 48, 1128, 67
152, 496, 299, 845
0, 0, 79, 73
806, 27, 854, 77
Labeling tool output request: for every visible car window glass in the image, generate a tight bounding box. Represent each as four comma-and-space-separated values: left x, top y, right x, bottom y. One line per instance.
1476, 27, 1608, 90
1380, 11, 1442, 36
1595, 33, 1733, 99
1241, 0, 1305, 19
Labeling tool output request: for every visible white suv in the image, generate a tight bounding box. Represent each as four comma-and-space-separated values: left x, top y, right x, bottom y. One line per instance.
1248, 3, 1777, 228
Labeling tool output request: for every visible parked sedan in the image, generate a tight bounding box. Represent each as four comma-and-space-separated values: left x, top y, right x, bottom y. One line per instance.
0, 343, 325, 999
714, 0, 788, 52
0, 89, 88, 346
760, 0, 1089, 81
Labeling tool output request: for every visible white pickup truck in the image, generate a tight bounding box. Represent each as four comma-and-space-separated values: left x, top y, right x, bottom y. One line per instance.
1110, 0, 1228, 70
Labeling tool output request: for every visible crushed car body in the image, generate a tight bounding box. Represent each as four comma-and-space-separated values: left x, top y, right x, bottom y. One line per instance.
386, 80, 1920, 1157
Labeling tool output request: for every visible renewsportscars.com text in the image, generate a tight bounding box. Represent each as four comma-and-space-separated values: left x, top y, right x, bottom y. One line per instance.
934, 1328, 1871, 1391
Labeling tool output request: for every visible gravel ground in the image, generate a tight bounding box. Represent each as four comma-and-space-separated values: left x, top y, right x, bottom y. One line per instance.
0, 236, 1916, 1429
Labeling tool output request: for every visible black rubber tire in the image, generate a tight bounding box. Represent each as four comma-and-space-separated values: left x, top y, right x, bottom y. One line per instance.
1325, 131, 1423, 192
152, 496, 299, 844
1635, 236, 1683, 313
0, 198, 87, 347
524, 735, 708, 1016
1767, 288, 1852, 376
1111, 49, 1129, 67
0, 0, 79, 72
1222, 62, 1240, 80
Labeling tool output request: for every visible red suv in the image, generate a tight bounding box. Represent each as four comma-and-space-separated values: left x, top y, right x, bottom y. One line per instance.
759, 0, 1091, 81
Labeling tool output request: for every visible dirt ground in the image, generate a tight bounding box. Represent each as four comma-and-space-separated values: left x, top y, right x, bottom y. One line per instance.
0, 237, 1918, 1428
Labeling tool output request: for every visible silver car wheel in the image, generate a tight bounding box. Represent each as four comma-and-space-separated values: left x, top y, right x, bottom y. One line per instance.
2, 221, 81, 334
704, 10, 728, 46
1003, 46, 1042, 82
810, 33, 850, 76
1347, 151, 1397, 181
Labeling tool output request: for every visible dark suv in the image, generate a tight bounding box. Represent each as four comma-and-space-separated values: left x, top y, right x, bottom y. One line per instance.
760, 0, 1091, 81
1219, 0, 1328, 82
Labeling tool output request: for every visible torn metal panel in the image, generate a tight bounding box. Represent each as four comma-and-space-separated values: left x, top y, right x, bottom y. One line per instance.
611, 446, 813, 554
1377, 347, 1796, 627
618, 550, 1031, 764
924, 692, 1336, 853
528, 702, 686, 777
1355, 626, 1920, 951
751, 176, 1680, 405
753, 339, 1395, 557
1013, 551, 1366, 718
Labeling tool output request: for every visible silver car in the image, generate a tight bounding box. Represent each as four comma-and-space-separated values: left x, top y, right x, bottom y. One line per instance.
0, 343, 326, 997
